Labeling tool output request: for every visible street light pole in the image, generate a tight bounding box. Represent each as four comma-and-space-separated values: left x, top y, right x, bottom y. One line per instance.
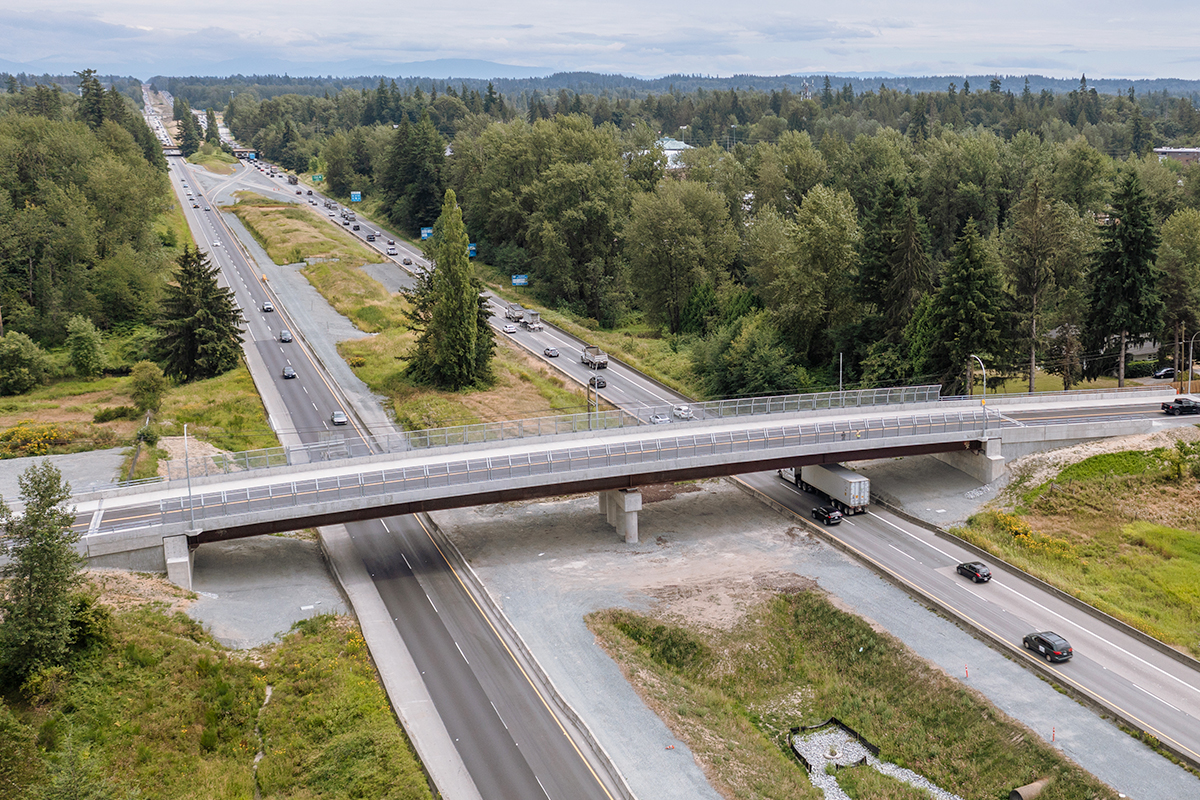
970, 354, 987, 435
1189, 330, 1200, 396
184, 423, 195, 527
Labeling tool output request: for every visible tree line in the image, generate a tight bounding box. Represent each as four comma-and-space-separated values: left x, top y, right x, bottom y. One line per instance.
215, 77, 1200, 397
0, 73, 244, 397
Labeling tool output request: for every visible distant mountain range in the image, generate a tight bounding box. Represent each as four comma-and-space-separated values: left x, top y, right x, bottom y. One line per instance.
6, 57, 1200, 100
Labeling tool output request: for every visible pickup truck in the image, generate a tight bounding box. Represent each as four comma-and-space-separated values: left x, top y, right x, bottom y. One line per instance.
1162, 397, 1200, 415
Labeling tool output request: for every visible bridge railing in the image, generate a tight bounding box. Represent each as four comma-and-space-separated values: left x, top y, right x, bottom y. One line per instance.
90, 406, 987, 536
108, 384, 943, 491
402, 384, 942, 449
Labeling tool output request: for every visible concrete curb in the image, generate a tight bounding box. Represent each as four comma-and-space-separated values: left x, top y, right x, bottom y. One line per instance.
419, 511, 638, 800
728, 476, 1200, 773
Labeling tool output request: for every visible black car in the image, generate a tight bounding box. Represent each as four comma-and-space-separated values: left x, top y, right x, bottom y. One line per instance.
956, 561, 992, 582
1023, 631, 1073, 663
1153, 366, 1176, 380
589, 376, 607, 389
812, 506, 842, 525
279, 330, 293, 343
281, 365, 296, 379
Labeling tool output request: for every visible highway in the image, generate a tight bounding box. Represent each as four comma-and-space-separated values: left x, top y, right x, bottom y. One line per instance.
161, 149, 618, 799
153, 106, 1200, 785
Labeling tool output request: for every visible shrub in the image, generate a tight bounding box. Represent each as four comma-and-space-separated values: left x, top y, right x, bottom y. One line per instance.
93, 405, 141, 423
1124, 360, 1156, 379
0, 332, 49, 395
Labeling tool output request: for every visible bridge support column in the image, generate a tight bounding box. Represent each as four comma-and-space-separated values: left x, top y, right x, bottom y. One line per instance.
599, 489, 642, 543
164, 534, 194, 590
933, 437, 1005, 484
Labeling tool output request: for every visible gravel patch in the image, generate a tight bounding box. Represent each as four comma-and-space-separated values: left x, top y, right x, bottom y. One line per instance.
792, 725, 967, 800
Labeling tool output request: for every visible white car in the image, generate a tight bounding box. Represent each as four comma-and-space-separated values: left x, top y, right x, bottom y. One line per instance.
502, 324, 517, 334
672, 404, 695, 420
649, 414, 671, 424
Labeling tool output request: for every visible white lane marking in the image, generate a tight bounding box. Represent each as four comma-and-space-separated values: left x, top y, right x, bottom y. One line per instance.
867, 511, 957, 559
455, 641, 469, 665
1131, 682, 1182, 713
311, 402, 318, 411
381, 520, 390, 533
426, 593, 437, 613
401, 553, 411, 571
302, 386, 309, 394
491, 701, 509, 730
993, 581, 1199, 695
888, 543, 915, 560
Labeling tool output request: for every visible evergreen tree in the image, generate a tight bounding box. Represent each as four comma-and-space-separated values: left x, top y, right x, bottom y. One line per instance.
1086, 171, 1164, 386
0, 462, 82, 687
205, 108, 220, 143
403, 190, 491, 389
74, 68, 105, 129
915, 220, 1008, 394
179, 110, 201, 157
155, 246, 244, 382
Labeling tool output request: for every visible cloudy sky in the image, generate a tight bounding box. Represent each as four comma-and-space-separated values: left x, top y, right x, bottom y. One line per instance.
2, 1, 1199, 79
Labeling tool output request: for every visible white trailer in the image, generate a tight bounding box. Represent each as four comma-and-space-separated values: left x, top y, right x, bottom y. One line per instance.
779, 463, 870, 514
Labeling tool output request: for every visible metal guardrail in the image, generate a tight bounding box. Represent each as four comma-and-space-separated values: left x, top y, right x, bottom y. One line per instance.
92, 407, 988, 536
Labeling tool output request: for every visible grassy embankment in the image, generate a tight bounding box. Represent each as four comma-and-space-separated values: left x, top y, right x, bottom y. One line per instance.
188, 142, 239, 174
589, 591, 1116, 800
229, 195, 592, 430
2, 578, 430, 800
953, 438, 1200, 657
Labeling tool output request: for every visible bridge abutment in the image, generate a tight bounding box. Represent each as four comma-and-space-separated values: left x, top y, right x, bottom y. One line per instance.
933, 436, 1005, 483
164, 534, 194, 590
599, 488, 642, 543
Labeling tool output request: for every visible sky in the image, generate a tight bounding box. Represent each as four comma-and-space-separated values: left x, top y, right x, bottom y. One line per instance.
2, 1, 1200, 80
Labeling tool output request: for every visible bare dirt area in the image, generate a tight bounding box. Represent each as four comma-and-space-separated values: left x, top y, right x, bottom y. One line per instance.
155, 436, 238, 480
84, 568, 193, 615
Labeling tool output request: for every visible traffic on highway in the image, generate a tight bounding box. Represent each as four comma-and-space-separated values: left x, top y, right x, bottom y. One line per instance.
155, 110, 1200, 792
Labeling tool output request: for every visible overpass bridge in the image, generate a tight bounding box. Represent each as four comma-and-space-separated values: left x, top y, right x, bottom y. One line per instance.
65, 385, 1173, 587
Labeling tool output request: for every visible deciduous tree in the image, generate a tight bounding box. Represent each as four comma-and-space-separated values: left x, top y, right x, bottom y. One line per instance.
625, 180, 737, 334
66, 315, 104, 379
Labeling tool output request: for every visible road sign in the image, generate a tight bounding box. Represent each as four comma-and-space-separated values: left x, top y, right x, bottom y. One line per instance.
350, 191, 361, 202
512, 274, 528, 286
421, 227, 433, 240
468, 242, 477, 257
312, 174, 323, 181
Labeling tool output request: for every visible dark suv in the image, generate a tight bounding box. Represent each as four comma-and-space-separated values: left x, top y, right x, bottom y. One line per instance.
812, 506, 842, 525
1023, 631, 1073, 663
956, 561, 992, 582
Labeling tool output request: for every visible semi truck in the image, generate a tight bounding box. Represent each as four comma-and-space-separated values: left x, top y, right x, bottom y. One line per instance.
779, 464, 870, 515
287, 174, 299, 185
581, 344, 608, 369
522, 310, 544, 331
